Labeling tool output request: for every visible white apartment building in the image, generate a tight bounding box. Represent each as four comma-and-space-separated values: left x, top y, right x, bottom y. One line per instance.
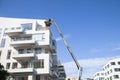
93, 58, 120, 80
0, 17, 66, 80
66, 76, 77, 80
83, 78, 93, 80
66, 76, 93, 80
93, 71, 104, 80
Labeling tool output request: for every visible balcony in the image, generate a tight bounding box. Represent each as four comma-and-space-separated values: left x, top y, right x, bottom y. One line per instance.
10, 39, 35, 48
8, 68, 35, 74
51, 45, 56, 53
50, 39, 57, 53
51, 71, 59, 78
12, 53, 35, 60
5, 27, 23, 36
50, 67, 59, 78
36, 27, 50, 31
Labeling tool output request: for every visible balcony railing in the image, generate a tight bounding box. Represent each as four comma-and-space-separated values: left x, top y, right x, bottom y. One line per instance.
5, 27, 23, 36
12, 53, 35, 60
10, 39, 35, 47
50, 39, 57, 53
36, 27, 49, 31
51, 71, 59, 78
8, 68, 35, 74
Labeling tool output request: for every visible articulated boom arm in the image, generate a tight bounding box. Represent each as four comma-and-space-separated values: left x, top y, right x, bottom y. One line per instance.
47, 19, 82, 80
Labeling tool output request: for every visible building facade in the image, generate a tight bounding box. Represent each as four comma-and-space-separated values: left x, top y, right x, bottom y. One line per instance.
66, 76, 77, 80
83, 78, 93, 80
0, 17, 66, 80
93, 58, 120, 80
93, 71, 104, 80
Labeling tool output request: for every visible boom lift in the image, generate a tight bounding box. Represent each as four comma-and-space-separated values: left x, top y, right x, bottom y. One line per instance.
45, 19, 82, 80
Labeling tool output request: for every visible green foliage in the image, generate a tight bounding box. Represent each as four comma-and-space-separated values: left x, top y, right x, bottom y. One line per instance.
0, 63, 9, 80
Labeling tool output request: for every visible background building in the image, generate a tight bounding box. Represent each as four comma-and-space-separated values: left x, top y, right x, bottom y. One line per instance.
93, 58, 120, 80
83, 78, 93, 80
0, 17, 66, 80
93, 71, 104, 80
66, 76, 77, 80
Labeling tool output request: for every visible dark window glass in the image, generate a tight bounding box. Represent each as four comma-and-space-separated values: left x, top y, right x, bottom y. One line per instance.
118, 62, 120, 65
114, 68, 120, 71
6, 63, 10, 69
0, 39, 6, 47
18, 49, 24, 54
12, 63, 17, 69
34, 59, 44, 68
0, 51, 1, 59
114, 75, 119, 79
21, 23, 32, 30
27, 48, 32, 53
36, 75, 40, 80
111, 62, 115, 65
35, 48, 41, 54
7, 50, 11, 59
0, 28, 2, 33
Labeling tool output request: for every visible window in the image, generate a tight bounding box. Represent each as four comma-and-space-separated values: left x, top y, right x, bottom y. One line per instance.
36, 75, 40, 80
27, 48, 33, 53
111, 62, 115, 65
101, 73, 104, 75
5, 28, 8, 30
7, 50, 11, 59
12, 62, 17, 69
97, 73, 100, 76
16, 77, 28, 80
0, 51, 1, 59
118, 62, 120, 65
44, 76, 48, 80
3, 29, 7, 36
114, 68, 120, 72
12, 36, 32, 42
105, 72, 107, 76
105, 66, 107, 69
34, 60, 40, 68
11, 27, 15, 30
18, 49, 24, 54
52, 40, 56, 48
32, 33, 45, 41
114, 75, 119, 79
21, 61, 29, 68
40, 59, 44, 68
0, 28, 2, 36
107, 64, 109, 68
0, 39, 6, 47
35, 48, 42, 54
107, 71, 109, 74
16, 27, 21, 29
6, 63, 10, 69
110, 69, 113, 73
110, 76, 112, 80
34, 59, 44, 68
36, 24, 42, 31
21, 23, 32, 30
99, 77, 104, 80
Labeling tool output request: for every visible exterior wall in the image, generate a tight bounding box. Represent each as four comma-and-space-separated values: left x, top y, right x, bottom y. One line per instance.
0, 17, 66, 80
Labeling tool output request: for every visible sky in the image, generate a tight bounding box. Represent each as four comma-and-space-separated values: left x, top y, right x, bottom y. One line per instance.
0, 0, 120, 79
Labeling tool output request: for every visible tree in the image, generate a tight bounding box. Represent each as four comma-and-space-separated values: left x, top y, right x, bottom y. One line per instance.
0, 63, 9, 80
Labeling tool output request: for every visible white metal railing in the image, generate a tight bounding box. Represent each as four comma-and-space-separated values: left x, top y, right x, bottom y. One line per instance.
11, 38, 32, 42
